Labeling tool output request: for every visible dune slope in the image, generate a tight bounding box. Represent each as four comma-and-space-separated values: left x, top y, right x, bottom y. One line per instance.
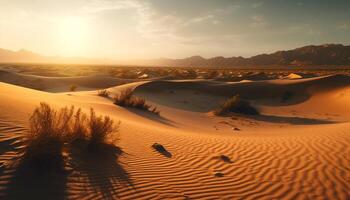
0, 75, 349, 199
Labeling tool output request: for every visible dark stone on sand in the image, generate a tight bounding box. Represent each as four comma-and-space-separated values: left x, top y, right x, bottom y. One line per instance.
220, 155, 233, 163
215, 172, 224, 177
152, 143, 172, 158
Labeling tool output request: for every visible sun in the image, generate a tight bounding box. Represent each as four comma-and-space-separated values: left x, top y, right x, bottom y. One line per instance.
56, 17, 89, 56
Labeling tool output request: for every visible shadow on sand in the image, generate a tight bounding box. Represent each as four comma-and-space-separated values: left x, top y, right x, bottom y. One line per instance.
126, 107, 177, 127
3, 150, 68, 200
248, 114, 336, 125
1, 139, 133, 200
0, 136, 21, 156
69, 142, 134, 199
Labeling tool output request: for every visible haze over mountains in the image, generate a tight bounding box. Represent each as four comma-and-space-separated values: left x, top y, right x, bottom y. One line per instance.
1, 44, 350, 67
0, 48, 111, 64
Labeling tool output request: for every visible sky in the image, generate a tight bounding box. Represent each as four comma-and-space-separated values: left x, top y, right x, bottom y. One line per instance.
0, 0, 350, 60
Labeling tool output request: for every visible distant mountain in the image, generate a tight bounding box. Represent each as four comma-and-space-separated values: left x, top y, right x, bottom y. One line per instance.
0, 48, 46, 63
1, 44, 350, 66
0, 48, 112, 64
142, 44, 350, 67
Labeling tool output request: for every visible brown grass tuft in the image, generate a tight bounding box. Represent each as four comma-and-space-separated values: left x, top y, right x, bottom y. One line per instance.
69, 84, 77, 92
23, 103, 70, 170
113, 88, 133, 106
88, 108, 119, 145
23, 102, 119, 170
215, 95, 259, 116
97, 89, 110, 98
113, 88, 160, 114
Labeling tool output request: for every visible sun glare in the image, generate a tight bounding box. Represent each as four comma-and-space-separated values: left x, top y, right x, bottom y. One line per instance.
56, 17, 89, 56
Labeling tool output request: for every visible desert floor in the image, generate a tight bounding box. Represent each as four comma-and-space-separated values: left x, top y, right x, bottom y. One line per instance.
0, 70, 350, 199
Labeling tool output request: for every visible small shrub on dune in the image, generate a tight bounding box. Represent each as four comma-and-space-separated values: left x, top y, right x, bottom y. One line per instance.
23, 102, 120, 171
23, 103, 72, 171
113, 88, 133, 106
97, 89, 110, 98
68, 108, 88, 143
87, 108, 119, 150
215, 95, 259, 116
130, 97, 150, 110
150, 106, 160, 115
113, 88, 160, 114
69, 84, 77, 92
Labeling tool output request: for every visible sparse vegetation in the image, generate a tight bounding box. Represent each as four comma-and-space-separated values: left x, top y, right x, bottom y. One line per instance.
215, 95, 259, 116
23, 102, 71, 171
150, 106, 160, 115
70, 84, 77, 92
97, 89, 110, 98
113, 88, 160, 114
68, 108, 88, 143
22, 102, 119, 170
4, 64, 349, 83
88, 108, 119, 147
113, 88, 134, 106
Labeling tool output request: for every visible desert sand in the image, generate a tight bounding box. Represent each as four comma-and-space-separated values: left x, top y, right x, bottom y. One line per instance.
0, 72, 350, 199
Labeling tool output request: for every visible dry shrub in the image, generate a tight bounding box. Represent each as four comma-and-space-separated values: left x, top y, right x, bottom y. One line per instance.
68, 108, 88, 142
23, 103, 71, 170
114, 88, 160, 114
113, 88, 133, 106
69, 84, 77, 92
23, 102, 119, 169
88, 108, 119, 145
215, 95, 259, 116
97, 89, 110, 98
150, 106, 160, 115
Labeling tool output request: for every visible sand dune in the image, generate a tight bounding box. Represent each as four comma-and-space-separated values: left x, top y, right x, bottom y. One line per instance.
0, 74, 350, 199
0, 69, 133, 92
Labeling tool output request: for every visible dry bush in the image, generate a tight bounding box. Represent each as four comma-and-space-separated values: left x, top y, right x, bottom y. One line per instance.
97, 89, 110, 98
114, 88, 160, 114
129, 97, 150, 110
68, 108, 119, 148
23, 103, 72, 170
88, 108, 119, 146
68, 108, 88, 143
215, 95, 259, 116
113, 88, 133, 106
23, 102, 119, 169
69, 84, 77, 92
150, 106, 160, 115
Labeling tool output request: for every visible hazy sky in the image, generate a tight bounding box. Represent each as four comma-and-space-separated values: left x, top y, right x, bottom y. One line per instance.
0, 0, 350, 59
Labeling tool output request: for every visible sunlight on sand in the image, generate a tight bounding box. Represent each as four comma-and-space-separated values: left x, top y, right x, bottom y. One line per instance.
0, 68, 349, 199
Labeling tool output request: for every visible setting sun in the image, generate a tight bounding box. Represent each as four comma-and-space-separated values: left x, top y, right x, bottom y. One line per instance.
56, 17, 90, 56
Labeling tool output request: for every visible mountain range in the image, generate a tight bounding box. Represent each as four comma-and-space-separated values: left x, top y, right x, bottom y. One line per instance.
1, 44, 350, 67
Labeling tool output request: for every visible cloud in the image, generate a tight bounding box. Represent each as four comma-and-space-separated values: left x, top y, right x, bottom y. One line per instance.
287, 24, 323, 36
1, 0, 349, 59
183, 14, 219, 26
337, 23, 350, 30
252, 2, 263, 8
81, 0, 141, 14
249, 15, 267, 27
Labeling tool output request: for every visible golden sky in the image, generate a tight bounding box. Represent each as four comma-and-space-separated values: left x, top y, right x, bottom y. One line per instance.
0, 0, 349, 59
